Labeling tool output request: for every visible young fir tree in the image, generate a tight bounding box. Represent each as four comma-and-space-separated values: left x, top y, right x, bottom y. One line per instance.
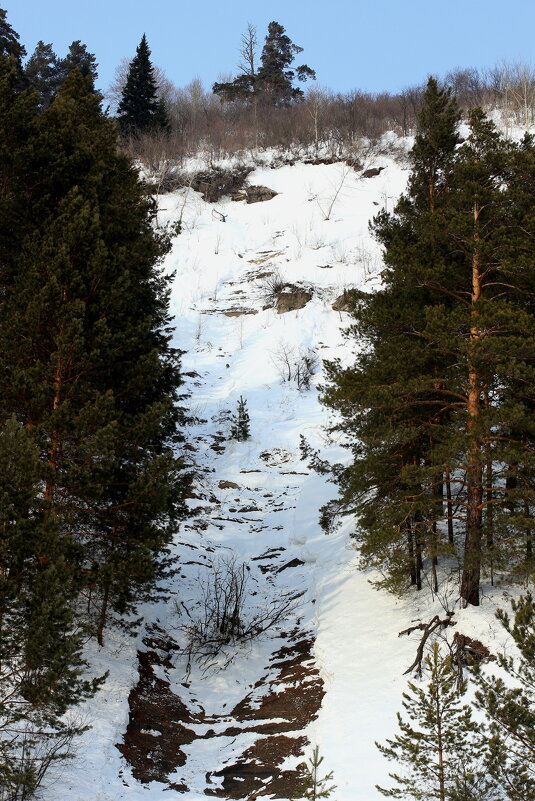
117, 34, 167, 135
0, 63, 190, 645
230, 396, 251, 441
474, 594, 535, 800
24, 40, 61, 109
299, 746, 336, 800
376, 642, 497, 801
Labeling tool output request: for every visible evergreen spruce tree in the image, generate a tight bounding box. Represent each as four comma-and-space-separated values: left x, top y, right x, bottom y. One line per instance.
24, 40, 61, 109
117, 34, 164, 135
0, 64, 190, 645
230, 396, 251, 441
376, 642, 496, 801
474, 594, 535, 800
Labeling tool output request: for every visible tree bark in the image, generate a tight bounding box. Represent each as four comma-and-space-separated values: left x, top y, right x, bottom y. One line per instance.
460, 202, 484, 607
407, 522, 417, 586
44, 352, 63, 504
414, 519, 423, 592
445, 467, 454, 545
97, 580, 110, 647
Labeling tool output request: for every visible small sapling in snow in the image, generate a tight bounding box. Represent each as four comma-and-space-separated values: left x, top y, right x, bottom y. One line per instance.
229, 395, 250, 440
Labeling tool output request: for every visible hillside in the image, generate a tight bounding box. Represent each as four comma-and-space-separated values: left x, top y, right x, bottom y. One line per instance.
35, 152, 517, 801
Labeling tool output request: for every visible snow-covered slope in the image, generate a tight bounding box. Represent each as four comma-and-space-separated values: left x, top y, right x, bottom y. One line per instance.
42, 156, 511, 801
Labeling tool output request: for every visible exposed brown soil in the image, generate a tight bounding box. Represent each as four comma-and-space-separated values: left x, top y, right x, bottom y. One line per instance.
205, 736, 308, 799
118, 630, 324, 798
278, 558, 305, 573
230, 638, 324, 733
116, 627, 200, 787
222, 308, 258, 317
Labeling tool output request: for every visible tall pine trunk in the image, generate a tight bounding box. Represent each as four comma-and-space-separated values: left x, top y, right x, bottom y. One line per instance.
445, 467, 454, 545
44, 350, 63, 504
460, 203, 483, 607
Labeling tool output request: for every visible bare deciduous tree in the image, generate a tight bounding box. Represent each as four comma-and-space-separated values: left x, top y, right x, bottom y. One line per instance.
271, 342, 319, 390
238, 23, 258, 78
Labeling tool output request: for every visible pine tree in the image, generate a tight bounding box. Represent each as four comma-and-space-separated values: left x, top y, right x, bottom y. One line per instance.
474, 594, 535, 800
213, 21, 315, 105
60, 40, 98, 84
24, 40, 61, 109
0, 56, 40, 292
256, 21, 316, 104
436, 110, 535, 604
230, 396, 251, 441
117, 34, 164, 135
321, 81, 535, 606
0, 8, 25, 75
377, 642, 496, 801
321, 78, 461, 595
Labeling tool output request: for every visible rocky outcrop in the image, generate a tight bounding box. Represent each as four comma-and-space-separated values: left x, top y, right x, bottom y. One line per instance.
192, 166, 253, 202
332, 289, 357, 312
275, 288, 312, 314
361, 166, 385, 178
232, 185, 278, 204
218, 480, 240, 490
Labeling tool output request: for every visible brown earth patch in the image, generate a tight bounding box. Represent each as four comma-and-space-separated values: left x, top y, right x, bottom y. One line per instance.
117, 628, 199, 786
118, 594, 323, 797
247, 251, 284, 265
231, 638, 324, 732
205, 735, 308, 799
259, 448, 293, 466
222, 308, 258, 317
218, 480, 240, 489
278, 558, 305, 573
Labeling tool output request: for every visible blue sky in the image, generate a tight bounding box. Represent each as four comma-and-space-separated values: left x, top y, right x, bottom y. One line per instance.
7, 1, 535, 96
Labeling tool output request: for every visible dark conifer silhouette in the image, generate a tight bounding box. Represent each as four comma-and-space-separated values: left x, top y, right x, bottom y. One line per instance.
60, 40, 98, 84
25, 40, 61, 108
117, 34, 167, 134
0, 7, 25, 65
213, 21, 315, 105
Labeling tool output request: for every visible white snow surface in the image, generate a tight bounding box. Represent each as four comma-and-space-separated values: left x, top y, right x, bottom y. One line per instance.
41, 154, 517, 801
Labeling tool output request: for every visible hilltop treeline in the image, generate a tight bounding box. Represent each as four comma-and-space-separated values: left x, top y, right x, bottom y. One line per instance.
122, 60, 535, 166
